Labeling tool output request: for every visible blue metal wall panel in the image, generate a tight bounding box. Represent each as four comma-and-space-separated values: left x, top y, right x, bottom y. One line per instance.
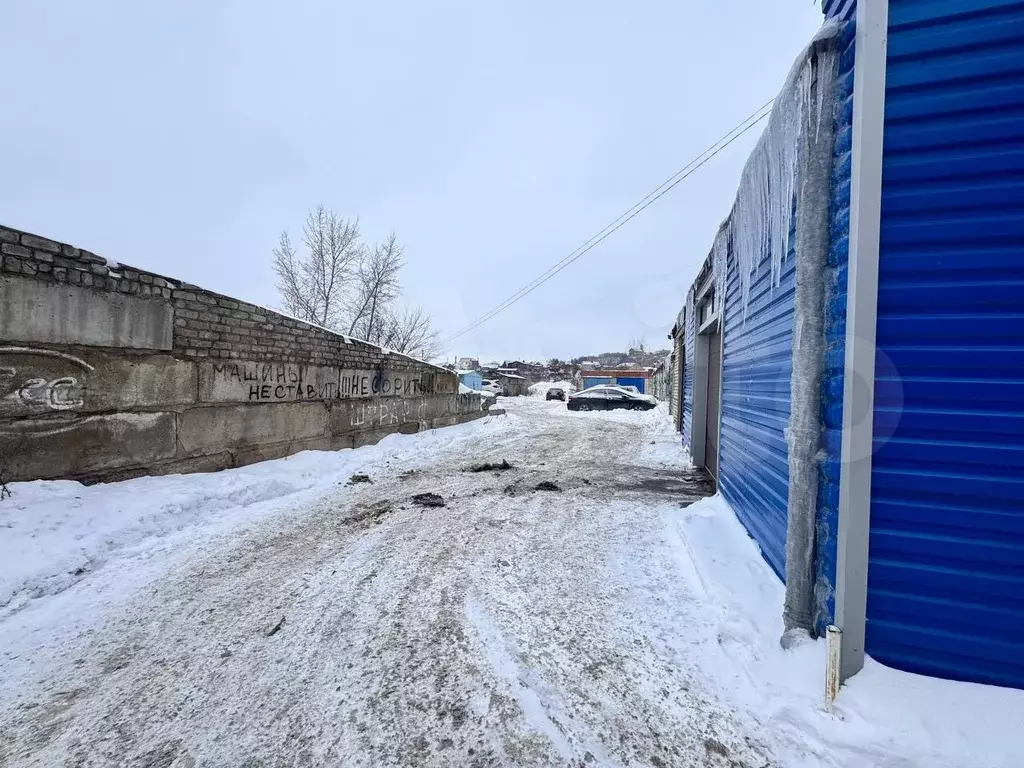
682, 299, 695, 453
815, 19, 856, 633
718, 229, 797, 582
583, 377, 612, 389
869, 0, 1024, 689
616, 377, 646, 394
823, 0, 856, 21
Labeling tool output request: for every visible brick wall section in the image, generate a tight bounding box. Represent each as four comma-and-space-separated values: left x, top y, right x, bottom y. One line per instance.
0, 224, 448, 385
171, 281, 433, 373
1, 225, 176, 296
0, 224, 472, 483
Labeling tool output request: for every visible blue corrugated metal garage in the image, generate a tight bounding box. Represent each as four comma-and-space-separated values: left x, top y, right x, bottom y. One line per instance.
663, 0, 1024, 692
582, 376, 612, 389
668, 6, 855, 650
867, 0, 1024, 689
718, 234, 797, 581
616, 377, 646, 394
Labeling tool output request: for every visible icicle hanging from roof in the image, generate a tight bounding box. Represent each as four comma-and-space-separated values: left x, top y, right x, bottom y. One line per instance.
727, 21, 840, 320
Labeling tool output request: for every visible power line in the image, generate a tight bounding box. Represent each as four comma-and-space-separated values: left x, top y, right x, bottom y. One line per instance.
444, 99, 773, 345
443, 98, 775, 346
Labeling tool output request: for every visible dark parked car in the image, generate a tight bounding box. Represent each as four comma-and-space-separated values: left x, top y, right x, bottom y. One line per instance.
567, 387, 656, 412
546, 387, 566, 401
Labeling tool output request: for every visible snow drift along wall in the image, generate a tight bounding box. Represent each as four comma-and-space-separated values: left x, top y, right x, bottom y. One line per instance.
0, 225, 479, 483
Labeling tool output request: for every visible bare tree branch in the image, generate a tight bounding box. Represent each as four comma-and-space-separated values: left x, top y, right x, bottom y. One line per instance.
303, 205, 362, 328
381, 306, 442, 361
272, 205, 361, 330
273, 230, 318, 323
347, 232, 404, 342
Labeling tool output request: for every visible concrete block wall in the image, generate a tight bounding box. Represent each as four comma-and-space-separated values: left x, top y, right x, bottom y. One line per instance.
0, 224, 480, 483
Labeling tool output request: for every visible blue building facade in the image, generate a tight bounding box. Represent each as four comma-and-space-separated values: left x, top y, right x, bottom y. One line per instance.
674, 0, 1024, 692
457, 370, 483, 391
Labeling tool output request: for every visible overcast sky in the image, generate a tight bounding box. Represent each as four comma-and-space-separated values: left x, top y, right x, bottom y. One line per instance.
2, 1, 822, 363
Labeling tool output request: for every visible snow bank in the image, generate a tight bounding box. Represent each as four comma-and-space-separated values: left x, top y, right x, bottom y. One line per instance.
635, 403, 690, 468
459, 383, 495, 412
528, 380, 574, 396
458, 383, 494, 398
667, 495, 1024, 767
0, 414, 511, 612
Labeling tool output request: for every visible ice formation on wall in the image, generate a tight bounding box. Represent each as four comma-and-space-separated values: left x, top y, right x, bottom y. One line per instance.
783, 26, 839, 635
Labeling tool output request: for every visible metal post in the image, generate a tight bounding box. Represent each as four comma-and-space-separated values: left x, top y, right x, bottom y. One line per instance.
825, 625, 843, 707
834, 0, 889, 685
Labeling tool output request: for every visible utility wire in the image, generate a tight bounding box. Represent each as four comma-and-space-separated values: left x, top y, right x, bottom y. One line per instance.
443, 98, 775, 345
444, 100, 773, 345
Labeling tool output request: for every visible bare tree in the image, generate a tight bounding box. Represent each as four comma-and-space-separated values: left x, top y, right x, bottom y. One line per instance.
347, 232, 404, 342
273, 207, 442, 356
381, 307, 442, 361
273, 205, 362, 329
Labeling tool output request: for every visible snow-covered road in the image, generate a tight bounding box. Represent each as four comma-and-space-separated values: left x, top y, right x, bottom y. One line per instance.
3, 399, 1022, 767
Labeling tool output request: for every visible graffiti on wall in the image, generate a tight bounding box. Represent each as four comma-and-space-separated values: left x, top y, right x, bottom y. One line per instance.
0, 347, 92, 435
349, 396, 429, 429
200, 361, 439, 404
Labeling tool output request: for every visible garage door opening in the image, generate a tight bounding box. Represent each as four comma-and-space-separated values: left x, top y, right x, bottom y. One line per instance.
690, 285, 723, 487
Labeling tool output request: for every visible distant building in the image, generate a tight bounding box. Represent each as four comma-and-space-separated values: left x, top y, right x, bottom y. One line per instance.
499, 361, 547, 382
456, 357, 480, 371
495, 372, 528, 397
547, 362, 575, 381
